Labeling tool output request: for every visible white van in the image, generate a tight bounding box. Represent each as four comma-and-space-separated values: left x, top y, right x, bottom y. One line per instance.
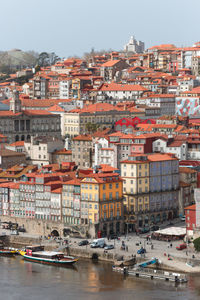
90, 238, 105, 248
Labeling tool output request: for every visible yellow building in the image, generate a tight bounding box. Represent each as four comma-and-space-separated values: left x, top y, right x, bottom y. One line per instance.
81, 169, 124, 236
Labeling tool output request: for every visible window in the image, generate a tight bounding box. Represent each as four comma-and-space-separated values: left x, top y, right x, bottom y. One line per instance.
109, 192, 112, 200
116, 192, 119, 199
109, 184, 112, 189
103, 193, 106, 201
103, 184, 106, 190
116, 183, 119, 188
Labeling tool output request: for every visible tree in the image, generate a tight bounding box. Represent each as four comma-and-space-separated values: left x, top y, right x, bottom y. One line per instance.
85, 122, 100, 133
37, 52, 61, 67
49, 52, 60, 65
193, 237, 200, 252
37, 52, 50, 67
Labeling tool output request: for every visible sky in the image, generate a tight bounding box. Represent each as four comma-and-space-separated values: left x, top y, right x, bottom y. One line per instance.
1, 0, 200, 58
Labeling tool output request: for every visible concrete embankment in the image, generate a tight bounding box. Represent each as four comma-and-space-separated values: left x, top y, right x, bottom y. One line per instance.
3, 235, 200, 273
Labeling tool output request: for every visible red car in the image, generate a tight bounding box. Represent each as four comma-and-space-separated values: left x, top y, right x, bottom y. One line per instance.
176, 243, 187, 250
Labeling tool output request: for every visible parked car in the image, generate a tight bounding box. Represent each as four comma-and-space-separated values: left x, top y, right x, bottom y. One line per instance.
18, 227, 26, 233
137, 247, 146, 254
78, 240, 89, 246
110, 234, 118, 240
137, 227, 150, 234
150, 225, 159, 231
104, 245, 114, 250
180, 216, 186, 222
176, 243, 187, 250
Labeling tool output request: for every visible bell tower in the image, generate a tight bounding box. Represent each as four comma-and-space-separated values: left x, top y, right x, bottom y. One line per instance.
10, 90, 21, 113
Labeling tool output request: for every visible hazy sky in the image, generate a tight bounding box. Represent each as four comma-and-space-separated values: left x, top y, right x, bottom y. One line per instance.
1, 0, 200, 58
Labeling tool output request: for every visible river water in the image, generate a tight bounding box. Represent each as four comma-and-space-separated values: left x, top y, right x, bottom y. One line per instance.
0, 256, 200, 300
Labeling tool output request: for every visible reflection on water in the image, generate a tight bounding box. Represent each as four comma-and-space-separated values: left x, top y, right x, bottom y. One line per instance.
0, 256, 199, 300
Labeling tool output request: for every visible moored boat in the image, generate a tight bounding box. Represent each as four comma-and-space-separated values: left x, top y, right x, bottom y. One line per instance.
19, 249, 78, 266
0, 248, 17, 256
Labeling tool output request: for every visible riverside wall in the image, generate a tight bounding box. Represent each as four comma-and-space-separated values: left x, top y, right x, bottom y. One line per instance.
0, 216, 96, 238
3, 235, 200, 273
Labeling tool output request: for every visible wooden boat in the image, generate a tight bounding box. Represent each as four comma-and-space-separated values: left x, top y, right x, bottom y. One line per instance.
19, 250, 78, 266
114, 256, 136, 267
0, 248, 17, 256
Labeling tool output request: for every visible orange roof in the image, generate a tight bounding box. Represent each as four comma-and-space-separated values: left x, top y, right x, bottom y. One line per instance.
100, 82, 147, 92
184, 204, 196, 210
53, 149, 72, 155
47, 104, 65, 112
148, 153, 177, 161
51, 187, 62, 193
70, 103, 126, 114
101, 60, 120, 67
99, 164, 118, 172
73, 134, 92, 141
9, 141, 24, 147
63, 178, 81, 185
148, 44, 176, 50
179, 167, 197, 173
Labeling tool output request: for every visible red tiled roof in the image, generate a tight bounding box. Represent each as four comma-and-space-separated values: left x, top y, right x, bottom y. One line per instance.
101, 60, 120, 67
184, 204, 196, 210
100, 83, 148, 92
73, 134, 92, 141
47, 104, 65, 112
70, 103, 126, 114
9, 141, 24, 147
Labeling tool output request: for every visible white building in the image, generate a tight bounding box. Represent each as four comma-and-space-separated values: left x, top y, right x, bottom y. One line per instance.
124, 36, 145, 53
153, 138, 188, 160
24, 136, 64, 166
59, 79, 72, 99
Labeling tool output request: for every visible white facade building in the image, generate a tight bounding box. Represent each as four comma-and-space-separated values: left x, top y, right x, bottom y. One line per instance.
124, 36, 145, 53
59, 79, 72, 99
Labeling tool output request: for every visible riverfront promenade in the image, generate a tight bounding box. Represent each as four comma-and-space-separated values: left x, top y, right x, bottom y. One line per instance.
2, 230, 200, 273
1, 218, 200, 273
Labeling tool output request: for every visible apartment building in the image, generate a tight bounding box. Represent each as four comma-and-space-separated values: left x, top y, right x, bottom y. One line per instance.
72, 135, 93, 169
80, 171, 124, 236
121, 153, 179, 231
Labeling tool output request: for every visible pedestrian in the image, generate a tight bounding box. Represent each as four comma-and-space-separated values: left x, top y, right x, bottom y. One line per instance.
126, 245, 128, 252
170, 243, 172, 248
186, 251, 188, 256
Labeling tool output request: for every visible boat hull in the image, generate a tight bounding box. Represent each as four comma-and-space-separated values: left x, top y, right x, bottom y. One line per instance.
22, 254, 78, 266
0, 250, 17, 256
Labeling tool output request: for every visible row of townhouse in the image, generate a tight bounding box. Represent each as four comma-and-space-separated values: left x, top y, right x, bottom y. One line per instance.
0, 160, 196, 236
0, 169, 124, 237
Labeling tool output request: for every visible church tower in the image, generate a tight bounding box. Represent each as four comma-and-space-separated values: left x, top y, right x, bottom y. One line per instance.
10, 90, 21, 113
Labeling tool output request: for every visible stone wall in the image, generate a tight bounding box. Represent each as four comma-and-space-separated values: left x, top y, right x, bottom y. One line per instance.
0, 216, 98, 238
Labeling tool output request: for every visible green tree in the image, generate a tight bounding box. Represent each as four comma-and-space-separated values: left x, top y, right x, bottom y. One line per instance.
85, 122, 100, 133
37, 52, 50, 67
193, 237, 200, 252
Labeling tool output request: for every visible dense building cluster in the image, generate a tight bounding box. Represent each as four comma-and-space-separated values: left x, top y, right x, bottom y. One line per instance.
1, 38, 200, 237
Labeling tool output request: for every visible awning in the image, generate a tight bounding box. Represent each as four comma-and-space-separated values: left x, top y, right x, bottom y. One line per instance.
155, 227, 186, 236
